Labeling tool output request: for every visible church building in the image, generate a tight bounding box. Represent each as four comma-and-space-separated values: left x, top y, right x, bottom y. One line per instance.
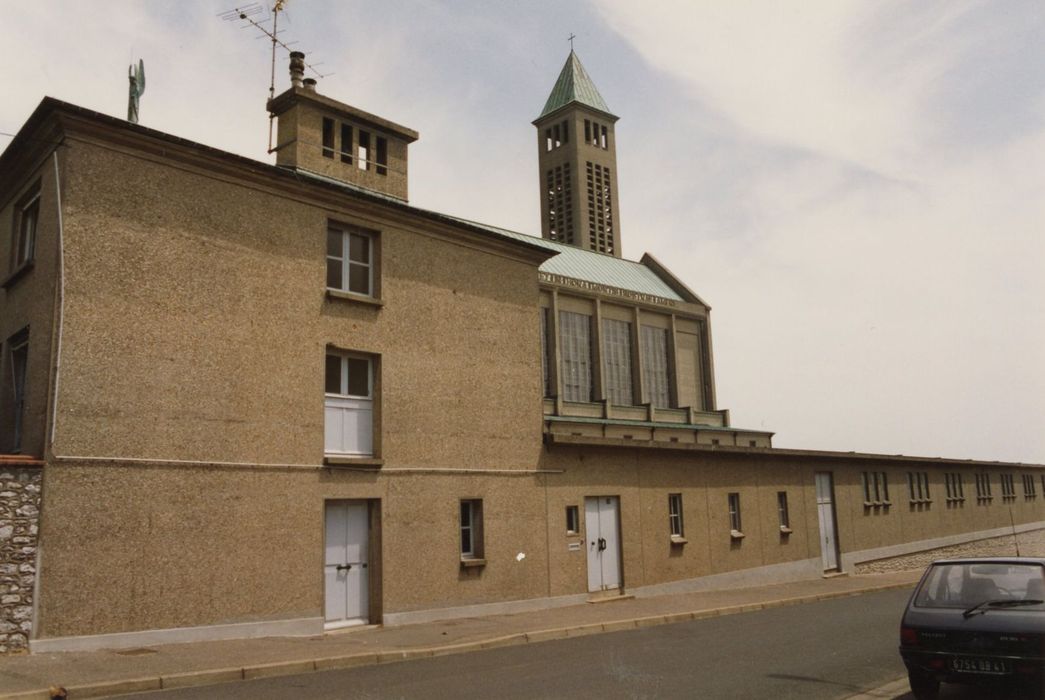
0, 49, 1042, 654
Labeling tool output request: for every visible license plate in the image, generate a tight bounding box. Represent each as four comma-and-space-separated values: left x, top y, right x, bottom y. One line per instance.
949, 657, 1011, 675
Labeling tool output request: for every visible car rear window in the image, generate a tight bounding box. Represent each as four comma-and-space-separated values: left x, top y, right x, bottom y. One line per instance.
915, 563, 1045, 609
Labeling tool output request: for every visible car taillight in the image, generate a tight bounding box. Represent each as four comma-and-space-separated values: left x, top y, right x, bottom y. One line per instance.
901, 626, 919, 646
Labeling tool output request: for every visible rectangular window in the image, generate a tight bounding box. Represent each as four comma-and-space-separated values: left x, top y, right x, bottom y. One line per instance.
1001, 474, 1016, 501
339, 123, 353, 164
376, 136, 388, 176
558, 311, 592, 403
641, 325, 671, 408
565, 505, 579, 535
561, 119, 569, 143
602, 318, 633, 405
728, 493, 742, 534
11, 187, 40, 271
907, 471, 931, 504
777, 491, 790, 530
460, 499, 484, 560
8, 329, 28, 452
322, 117, 335, 158
975, 473, 992, 502
600, 124, 608, 148
668, 493, 684, 539
326, 226, 374, 297
584, 119, 591, 143
324, 352, 374, 456
358, 130, 370, 170
545, 128, 553, 152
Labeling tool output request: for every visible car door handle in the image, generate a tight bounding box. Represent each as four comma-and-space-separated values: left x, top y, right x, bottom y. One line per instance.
598, 537, 607, 551
336, 564, 352, 572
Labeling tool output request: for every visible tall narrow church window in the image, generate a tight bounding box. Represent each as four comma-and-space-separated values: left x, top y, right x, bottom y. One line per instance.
641, 325, 671, 408
600, 124, 608, 149
545, 129, 553, 152
339, 124, 353, 164
584, 119, 591, 143
322, 117, 335, 158
559, 311, 592, 403
553, 123, 561, 148
602, 318, 633, 405
561, 119, 569, 143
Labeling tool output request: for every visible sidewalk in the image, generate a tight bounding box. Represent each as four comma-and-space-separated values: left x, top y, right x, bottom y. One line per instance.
0, 570, 921, 700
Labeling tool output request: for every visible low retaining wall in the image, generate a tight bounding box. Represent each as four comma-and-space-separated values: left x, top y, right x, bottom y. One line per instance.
855, 526, 1045, 575
0, 463, 42, 654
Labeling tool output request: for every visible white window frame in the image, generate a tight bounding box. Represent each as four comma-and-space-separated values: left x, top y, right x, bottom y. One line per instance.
12, 190, 40, 271
460, 499, 484, 560
777, 491, 791, 532
324, 352, 374, 457
728, 492, 743, 537
668, 493, 684, 540
326, 226, 374, 297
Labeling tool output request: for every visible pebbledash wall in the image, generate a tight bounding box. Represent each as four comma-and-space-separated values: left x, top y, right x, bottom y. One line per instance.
0, 460, 42, 654
1, 67, 1044, 654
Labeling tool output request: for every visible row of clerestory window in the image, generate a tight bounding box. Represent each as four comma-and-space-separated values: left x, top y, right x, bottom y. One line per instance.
541, 309, 690, 409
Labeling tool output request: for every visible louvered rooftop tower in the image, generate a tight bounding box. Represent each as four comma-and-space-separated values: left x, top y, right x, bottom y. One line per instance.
534, 51, 622, 257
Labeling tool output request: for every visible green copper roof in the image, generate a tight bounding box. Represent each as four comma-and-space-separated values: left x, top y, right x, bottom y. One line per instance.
538, 51, 614, 120
444, 217, 684, 302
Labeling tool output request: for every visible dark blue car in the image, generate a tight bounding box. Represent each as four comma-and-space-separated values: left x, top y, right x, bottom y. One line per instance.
900, 558, 1045, 699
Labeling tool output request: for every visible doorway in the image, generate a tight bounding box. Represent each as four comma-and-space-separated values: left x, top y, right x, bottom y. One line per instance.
324, 500, 372, 629
814, 473, 840, 571
585, 496, 622, 592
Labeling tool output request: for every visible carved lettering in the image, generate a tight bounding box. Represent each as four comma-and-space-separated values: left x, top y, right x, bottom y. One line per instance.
538, 272, 678, 307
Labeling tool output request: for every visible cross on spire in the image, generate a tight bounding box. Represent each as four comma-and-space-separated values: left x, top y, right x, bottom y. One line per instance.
568, 33, 576, 51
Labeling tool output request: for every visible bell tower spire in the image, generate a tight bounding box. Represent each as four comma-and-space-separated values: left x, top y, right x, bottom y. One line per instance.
533, 50, 621, 256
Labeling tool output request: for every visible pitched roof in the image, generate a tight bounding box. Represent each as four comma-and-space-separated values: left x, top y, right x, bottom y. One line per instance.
446, 217, 687, 303
538, 51, 615, 120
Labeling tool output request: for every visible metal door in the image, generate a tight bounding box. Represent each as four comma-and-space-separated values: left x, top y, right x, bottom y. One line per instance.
585, 496, 622, 592
324, 501, 369, 628
815, 473, 840, 571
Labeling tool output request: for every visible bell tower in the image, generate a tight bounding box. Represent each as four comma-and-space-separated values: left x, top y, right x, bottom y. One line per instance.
533, 51, 622, 257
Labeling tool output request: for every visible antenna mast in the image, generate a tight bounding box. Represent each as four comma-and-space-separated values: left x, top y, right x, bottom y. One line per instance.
219, 2, 327, 153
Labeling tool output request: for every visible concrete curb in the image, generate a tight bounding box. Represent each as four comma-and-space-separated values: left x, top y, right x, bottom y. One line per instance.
0, 580, 916, 700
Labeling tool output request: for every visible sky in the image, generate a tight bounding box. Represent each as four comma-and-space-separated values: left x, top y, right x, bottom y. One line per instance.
2, 1, 1043, 464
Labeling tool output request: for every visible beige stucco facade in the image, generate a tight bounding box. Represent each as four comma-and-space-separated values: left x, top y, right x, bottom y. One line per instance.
1, 83, 1044, 653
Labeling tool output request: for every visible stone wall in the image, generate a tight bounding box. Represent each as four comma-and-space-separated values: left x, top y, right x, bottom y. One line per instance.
855, 527, 1045, 575
0, 465, 41, 654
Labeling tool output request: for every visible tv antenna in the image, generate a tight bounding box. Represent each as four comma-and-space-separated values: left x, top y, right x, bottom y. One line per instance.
219, 1, 328, 152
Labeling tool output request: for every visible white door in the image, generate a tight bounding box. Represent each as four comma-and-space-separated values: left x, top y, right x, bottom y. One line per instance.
585, 496, 622, 592
324, 501, 369, 628
815, 473, 840, 571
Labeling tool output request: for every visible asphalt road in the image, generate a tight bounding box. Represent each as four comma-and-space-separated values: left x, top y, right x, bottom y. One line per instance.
125, 588, 913, 699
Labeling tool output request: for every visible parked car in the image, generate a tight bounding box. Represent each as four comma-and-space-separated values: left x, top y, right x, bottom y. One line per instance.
900, 558, 1045, 699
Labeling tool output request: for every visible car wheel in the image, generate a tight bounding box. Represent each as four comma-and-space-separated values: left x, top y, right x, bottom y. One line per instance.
908, 670, 939, 700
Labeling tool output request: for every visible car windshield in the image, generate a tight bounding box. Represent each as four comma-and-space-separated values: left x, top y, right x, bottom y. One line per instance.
914, 562, 1045, 609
